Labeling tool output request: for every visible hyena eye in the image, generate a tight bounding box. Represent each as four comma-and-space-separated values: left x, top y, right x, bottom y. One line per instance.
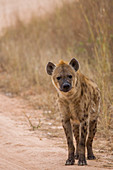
68, 75, 72, 79
57, 76, 61, 80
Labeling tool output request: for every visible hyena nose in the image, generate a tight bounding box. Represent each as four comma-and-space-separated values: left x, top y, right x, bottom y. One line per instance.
62, 82, 70, 92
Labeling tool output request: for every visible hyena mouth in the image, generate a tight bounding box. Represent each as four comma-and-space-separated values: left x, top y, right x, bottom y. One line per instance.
60, 83, 72, 92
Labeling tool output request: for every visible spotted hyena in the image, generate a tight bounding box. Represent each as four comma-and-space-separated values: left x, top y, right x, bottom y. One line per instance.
46, 58, 101, 166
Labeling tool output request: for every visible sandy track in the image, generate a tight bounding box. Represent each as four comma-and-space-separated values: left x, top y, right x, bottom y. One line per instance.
0, 94, 111, 170
0, 94, 66, 170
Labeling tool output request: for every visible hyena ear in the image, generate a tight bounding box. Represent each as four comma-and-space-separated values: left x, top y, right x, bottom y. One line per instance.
69, 58, 79, 72
46, 62, 56, 75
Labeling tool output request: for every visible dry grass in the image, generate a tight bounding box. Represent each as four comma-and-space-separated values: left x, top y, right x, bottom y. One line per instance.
0, 0, 112, 135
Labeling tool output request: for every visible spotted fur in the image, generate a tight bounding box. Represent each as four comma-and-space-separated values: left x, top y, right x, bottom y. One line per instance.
46, 58, 101, 166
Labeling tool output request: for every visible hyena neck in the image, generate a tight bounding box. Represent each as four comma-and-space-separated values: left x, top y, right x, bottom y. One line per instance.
72, 72, 82, 100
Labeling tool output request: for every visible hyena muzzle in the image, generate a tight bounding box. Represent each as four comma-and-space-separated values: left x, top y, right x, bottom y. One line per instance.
46, 58, 100, 166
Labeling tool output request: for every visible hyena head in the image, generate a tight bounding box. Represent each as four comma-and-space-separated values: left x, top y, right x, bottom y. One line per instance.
46, 58, 79, 94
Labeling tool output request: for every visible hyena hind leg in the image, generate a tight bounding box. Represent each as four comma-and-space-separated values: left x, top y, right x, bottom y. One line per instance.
78, 121, 87, 166
87, 120, 97, 160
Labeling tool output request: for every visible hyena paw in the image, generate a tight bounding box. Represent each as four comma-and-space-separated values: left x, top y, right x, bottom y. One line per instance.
75, 154, 79, 160
78, 157, 87, 166
87, 155, 96, 160
65, 158, 75, 165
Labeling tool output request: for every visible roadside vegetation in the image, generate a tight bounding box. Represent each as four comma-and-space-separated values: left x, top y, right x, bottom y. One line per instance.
0, 0, 112, 137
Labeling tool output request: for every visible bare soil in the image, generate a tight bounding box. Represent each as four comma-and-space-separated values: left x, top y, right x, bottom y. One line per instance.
0, 93, 112, 170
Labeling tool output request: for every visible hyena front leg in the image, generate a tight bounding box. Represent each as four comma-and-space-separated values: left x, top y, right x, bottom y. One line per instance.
73, 124, 79, 159
78, 121, 87, 166
87, 119, 97, 160
62, 119, 75, 165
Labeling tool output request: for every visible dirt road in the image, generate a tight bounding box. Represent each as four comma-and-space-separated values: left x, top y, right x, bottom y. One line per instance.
0, 94, 112, 170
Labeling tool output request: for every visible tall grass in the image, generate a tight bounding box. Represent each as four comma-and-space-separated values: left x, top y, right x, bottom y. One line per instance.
80, 0, 113, 134
0, 0, 112, 134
